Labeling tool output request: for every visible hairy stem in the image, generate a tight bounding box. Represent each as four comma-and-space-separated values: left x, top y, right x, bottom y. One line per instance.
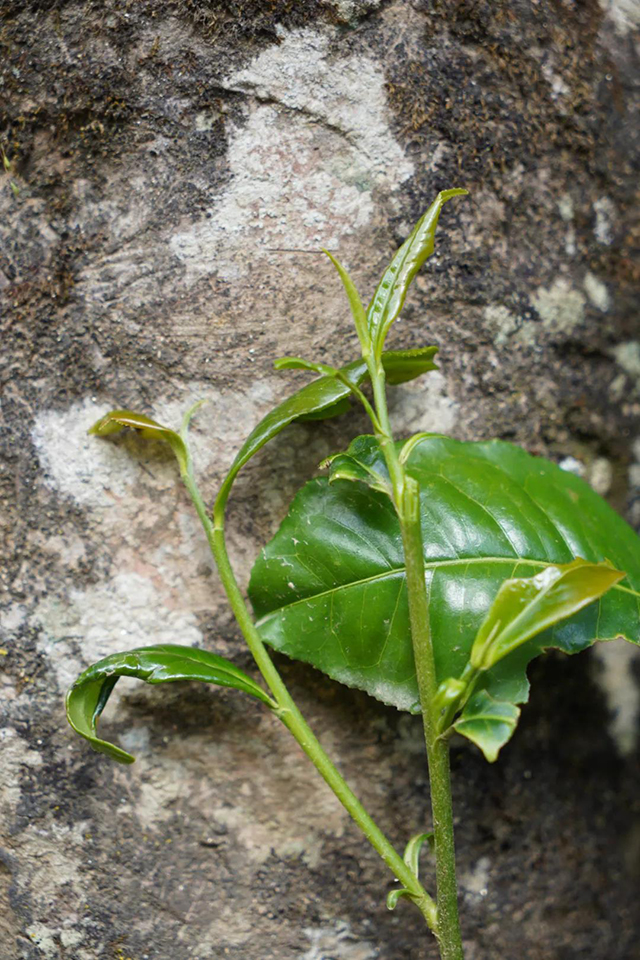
368, 362, 464, 960
180, 469, 437, 930
401, 481, 464, 960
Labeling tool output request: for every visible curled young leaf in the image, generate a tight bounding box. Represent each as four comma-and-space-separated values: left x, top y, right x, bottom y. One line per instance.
381, 346, 439, 385
403, 831, 435, 876
387, 832, 434, 911
387, 887, 415, 911
470, 559, 625, 672
452, 692, 520, 763
89, 410, 188, 473
216, 350, 439, 513
323, 435, 393, 497
66, 644, 276, 764
367, 190, 468, 361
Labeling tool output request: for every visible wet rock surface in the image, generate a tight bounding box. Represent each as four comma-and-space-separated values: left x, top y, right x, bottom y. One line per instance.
1, 1, 639, 958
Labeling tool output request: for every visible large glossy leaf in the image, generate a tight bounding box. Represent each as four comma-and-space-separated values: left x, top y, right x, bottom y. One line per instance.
249, 435, 640, 755
367, 190, 468, 361
66, 644, 275, 764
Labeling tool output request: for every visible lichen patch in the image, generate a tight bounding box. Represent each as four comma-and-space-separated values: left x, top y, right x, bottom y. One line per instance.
170, 27, 412, 281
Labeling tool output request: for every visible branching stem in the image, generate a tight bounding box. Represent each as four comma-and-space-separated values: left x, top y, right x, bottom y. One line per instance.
180, 468, 438, 932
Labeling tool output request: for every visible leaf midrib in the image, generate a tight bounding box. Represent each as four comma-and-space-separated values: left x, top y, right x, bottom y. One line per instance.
254, 556, 639, 624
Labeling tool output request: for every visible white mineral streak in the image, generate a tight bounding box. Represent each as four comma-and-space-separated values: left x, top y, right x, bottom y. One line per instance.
170, 27, 413, 280
461, 855, 491, 901
599, 0, 640, 34
593, 196, 617, 245
35, 572, 203, 690
28, 385, 279, 689
483, 304, 536, 347
303, 921, 378, 960
328, 0, 383, 20
612, 341, 640, 383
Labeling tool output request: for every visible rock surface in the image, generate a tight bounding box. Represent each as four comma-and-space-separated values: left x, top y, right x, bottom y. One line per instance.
1, 1, 639, 958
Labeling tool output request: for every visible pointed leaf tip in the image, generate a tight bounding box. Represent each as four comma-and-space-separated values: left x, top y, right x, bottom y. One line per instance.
453, 692, 520, 763
322, 249, 369, 352
367, 189, 468, 359
470, 558, 626, 672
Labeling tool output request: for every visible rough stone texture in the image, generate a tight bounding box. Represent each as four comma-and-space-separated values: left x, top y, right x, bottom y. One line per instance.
1, 1, 639, 958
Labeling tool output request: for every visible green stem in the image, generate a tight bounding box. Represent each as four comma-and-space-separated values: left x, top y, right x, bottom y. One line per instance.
181, 469, 438, 931
367, 361, 464, 960
401, 480, 464, 960
369, 363, 405, 503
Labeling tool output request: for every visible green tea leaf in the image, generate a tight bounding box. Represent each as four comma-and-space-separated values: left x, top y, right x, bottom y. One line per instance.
382, 346, 439, 385
452, 692, 520, 763
249, 435, 640, 756
217, 359, 369, 506
470, 559, 625, 671
324, 434, 392, 496
217, 349, 438, 507
367, 190, 468, 361
274, 357, 338, 377
387, 831, 434, 910
403, 832, 434, 875
322, 249, 369, 353
89, 410, 188, 472
66, 644, 275, 764
387, 887, 415, 910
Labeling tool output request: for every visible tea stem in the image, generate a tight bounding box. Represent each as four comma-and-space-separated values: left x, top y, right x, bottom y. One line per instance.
400, 481, 464, 960
368, 361, 464, 960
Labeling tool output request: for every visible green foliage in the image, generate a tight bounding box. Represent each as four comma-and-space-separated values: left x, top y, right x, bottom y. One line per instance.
249, 434, 639, 757
65, 189, 640, 957
387, 832, 434, 910
216, 348, 439, 510
66, 644, 276, 764
366, 189, 468, 363
89, 409, 189, 472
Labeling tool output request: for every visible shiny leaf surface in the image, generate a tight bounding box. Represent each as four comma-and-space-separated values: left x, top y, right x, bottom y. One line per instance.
325, 434, 393, 497
470, 558, 625, 671
249, 435, 640, 755
382, 346, 439, 385
66, 644, 275, 764
218, 359, 368, 503
367, 190, 468, 360
452, 692, 520, 763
